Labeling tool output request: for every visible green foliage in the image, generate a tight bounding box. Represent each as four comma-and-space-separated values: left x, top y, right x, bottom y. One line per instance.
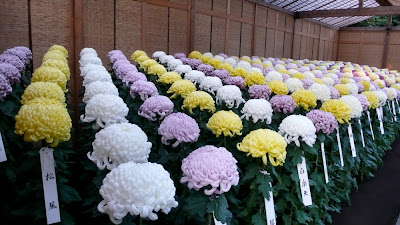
350, 15, 400, 27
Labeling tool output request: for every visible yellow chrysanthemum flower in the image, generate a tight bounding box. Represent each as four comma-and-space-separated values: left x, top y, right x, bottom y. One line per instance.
199, 55, 211, 63
42, 50, 68, 64
391, 84, 400, 91
369, 73, 379, 81
207, 58, 221, 68
131, 50, 147, 61
32, 67, 67, 92
292, 73, 306, 80
216, 63, 234, 73
135, 55, 150, 64
15, 98, 71, 147
360, 80, 370, 91
21, 82, 65, 105
48, 45, 68, 58
312, 78, 324, 84
158, 72, 182, 84
231, 67, 248, 78
334, 84, 350, 96
188, 51, 202, 59
320, 99, 351, 124
42, 59, 70, 80
361, 91, 379, 109
245, 72, 266, 86
291, 89, 317, 111
268, 81, 288, 95
206, 110, 242, 137
340, 78, 350, 84
240, 56, 251, 63
277, 68, 289, 74
182, 91, 216, 114
237, 129, 287, 166
252, 59, 262, 64
167, 79, 196, 99
374, 79, 385, 88
147, 64, 167, 76
343, 68, 352, 73
140, 59, 158, 71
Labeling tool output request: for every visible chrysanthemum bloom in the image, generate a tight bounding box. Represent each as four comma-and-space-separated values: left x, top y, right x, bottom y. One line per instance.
355, 82, 365, 92
182, 91, 216, 114
42, 59, 70, 80
136, 55, 150, 64
197, 64, 214, 76
0, 75, 12, 101
216, 85, 245, 108
167, 59, 183, 71
159, 55, 174, 65
231, 67, 248, 78
0, 54, 25, 72
199, 76, 222, 95
114, 63, 138, 79
0, 62, 20, 84
107, 49, 124, 60
206, 110, 242, 137
346, 83, 359, 95
290, 89, 317, 111
188, 51, 202, 59
268, 80, 288, 95
184, 70, 205, 84
32, 66, 67, 92
79, 55, 102, 69
374, 79, 385, 88
306, 110, 338, 135
89, 123, 152, 170
186, 58, 203, 69
130, 80, 159, 101
80, 47, 97, 57
147, 64, 167, 77
352, 94, 370, 111
3, 48, 29, 63
386, 87, 398, 100
285, 78, 304, 93
308, 83, 331, 102
21, 82, 65, 104
173, 52, 186, 59
216, 63, 234, 73
224, 57, 237, 67
158, 112, 200, 147
138, 95, 174, 121
139, 59, 158, 71
241, 99, 273, 124
312, 78, 324, 84
320, 99, 351, 124
245, 71, 266, 86
121, 71, 147, 87
80, 94, 128, 129
322, 77, 335, 86
83, 81, 118, 103
82, 70, 112, 86
15, 98, 71, 147
269, 95, 296, 114
174, 64, 192, 75
339, 95, 363, 119
212, 69, 230, 80
131, 50, 147, 61
301, 78, 315, 90
11, 46, 32, 61
109, 53, 127, 64
199, 55, 211, 64
167, 79, 196, 99
152, 51, 166, 60
98, 162, 178, 223
158, 72, 182, 84
218, 53, 228, 59
248, 84, 270, 100
181, 145, 239, 195
292, 72, 306, 80
278, 115, 317, 147
237, 129, 287, 166
375, 90, 388, 106
223, 76, 245, 89
48, 45, 68, 57
80, 63, 107, 77
328, 86, 340, 99
42, 50, 68, 65
206, 58, 222, 68
334, 84, 350, 96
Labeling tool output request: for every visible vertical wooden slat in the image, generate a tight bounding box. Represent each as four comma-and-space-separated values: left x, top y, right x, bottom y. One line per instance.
141, 2, 148, 51
224, 0, 230, 53
251, 4, 258, 56
382, 28, 391, 68
189, 0, 195, 52
116, 0, 142, 56
317, 24, 322, 60
169, 8, 189, 54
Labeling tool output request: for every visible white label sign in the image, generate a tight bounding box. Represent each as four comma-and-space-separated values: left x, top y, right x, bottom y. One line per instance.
396, 99, 400, 114
392, 101, 397, 121
297, 157, 312, 206
0, 132, 7, 162
358, 120, 365, 147
264, 183, 277, 225
366, 111, 375, 140
39, 148, 61, 224
336, 128, 344, 167
348, 124, 357, 158
213, 212, 226, 225
377, 107, 385, 135
321, 142, 329, 184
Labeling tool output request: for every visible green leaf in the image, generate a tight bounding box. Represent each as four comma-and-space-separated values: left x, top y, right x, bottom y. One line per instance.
184, 192, 208, 217
251, 211, 266, 225
206, 194, 231, 224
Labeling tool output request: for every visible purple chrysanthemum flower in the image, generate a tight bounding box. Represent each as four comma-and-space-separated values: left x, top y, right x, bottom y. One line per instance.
309, 64, 316, 70
187, 58, 202, 69
158, 112, 200, 147
336, 72, 344, 78
114, 63, 137, 79
381, 88, 390, 98
329, 86, 340, 99
223, 76, 245, 89
281, 73, 290, 81
12, 46, 32, 60
212, 69, 230, 80
108, 50, 127, 64
174, 53, 186, 59
252, 64, 263, 70
130, 80, 158, 101
197, 64, 214, 76
370, 81, 379, 89
180, 57, 190, 65
332, 77, 341, 85
352, 94, 369, 111
0, 54, 25, 71
383, 79, 390, 87
314, 71, 323, 79
262, 67, 275, 76
0, 62, 20, 84
107, 50, 123, 58
269, 95, 296, 114
112, 59, 131, 70
3, 49, 28, 63
218, 53, 228, 59
0, 75, 12, 101
352, 77, 362, 82
248, 84, 271, 100
302, 78, 315, 89
355, 82, 364, 92
138, 95, 174, 121
122, 71, 147, 87
306, 109, 338, 134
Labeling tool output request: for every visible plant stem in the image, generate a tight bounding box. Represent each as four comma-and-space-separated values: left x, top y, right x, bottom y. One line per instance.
208, 213, 213, 225
139, 217, 143, 225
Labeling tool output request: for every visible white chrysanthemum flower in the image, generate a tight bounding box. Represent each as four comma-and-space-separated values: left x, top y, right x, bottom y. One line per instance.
278, 115, 316, 147
265, 71, 283, 83
80, 48, 98, 57
159, 55, 175, 64
174, 64, 192, 75
288, 69, 298, 74
375, 90, 388, 106
224, 58, 237, 67
203, 52, 213, 57
339, 95, 362, 118
199, 76, 223, 95
328, 73, 339, 80
266, 57, 274, 62
249, 67, 263, 74
83, 70, 112, 86
237, 61, 251, 70
240, 99, 273, 124
387, 88, 398, 100
167, 59, 183, 71
80, 94, 128, 129
83, 81, 118, 103
344, 72, 354, 78
285, 78, 304, 93
288, 63, 298, 68
300, 66, 311, 72
184, 70, 205, 85
369, 84, 377, 91
274, 64, 286, 71
80, 64, 107, 77
322, 77, 335, 86
216, 85, 245, 108
214, 55, 225, 62
88, 123, 152, 170
346, 83, 359, 94
319, 66, 327, 71
309, 83, 331, 102
152, 51, 166, 60
98, 162, 178, 224
79, 55, 102, 68
303, 71, 315, 79
297, 60, 304, 64
263, 61, 273, 67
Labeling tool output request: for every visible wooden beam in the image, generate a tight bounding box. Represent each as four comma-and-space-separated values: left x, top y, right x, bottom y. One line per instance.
382, 28, 391, 68
245, 0, 294, 16
359, 0, 364, 8
340, 26, 400, 31
375, 0, 393, 6
298, 6, 400, 18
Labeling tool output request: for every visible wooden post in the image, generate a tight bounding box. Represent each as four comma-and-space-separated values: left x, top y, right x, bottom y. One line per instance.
359, 0, 364, 8
317, 24, 322, 60
336, 30, 340, 61
291, 18, 296, 59
382, 15, 392, 68
141, 2, 147, 52
251, 3, 258, 56
224, 0, 231, 54
188, 0, 196, 52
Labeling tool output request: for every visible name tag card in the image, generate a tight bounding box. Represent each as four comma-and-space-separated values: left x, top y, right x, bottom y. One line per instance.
348, 124, 357, 158
0, 132, 7, 162
297, 156, 312, 206
321, 142, 329, 183
358, 120, 365, 147
336, 128, 344, 167
366, 111, 375, 140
